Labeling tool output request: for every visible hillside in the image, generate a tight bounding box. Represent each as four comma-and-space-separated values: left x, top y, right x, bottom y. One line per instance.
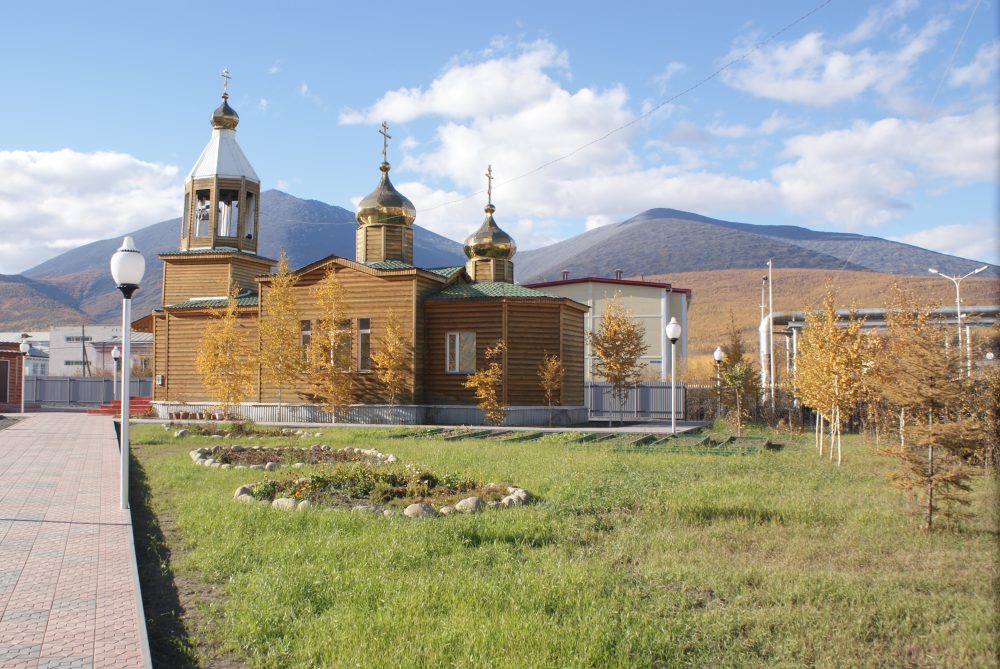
19, 190, 465, 325
0, 274, 92, 330
3, 199, 996, 331
650, 268, 1000, 360
517, 208, 998, 283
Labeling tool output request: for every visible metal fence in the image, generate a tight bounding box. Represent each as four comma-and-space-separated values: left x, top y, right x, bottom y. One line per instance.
585, 382, 685, 420
24, 377, 153, 406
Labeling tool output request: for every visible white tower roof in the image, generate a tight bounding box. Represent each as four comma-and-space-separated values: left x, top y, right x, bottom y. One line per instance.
186, 128, 260, 182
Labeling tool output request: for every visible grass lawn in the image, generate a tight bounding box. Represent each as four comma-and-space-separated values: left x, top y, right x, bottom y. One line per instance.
130, 424, 998, 669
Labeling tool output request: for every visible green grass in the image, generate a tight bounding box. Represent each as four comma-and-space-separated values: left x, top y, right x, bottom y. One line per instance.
131, 424, 998, 669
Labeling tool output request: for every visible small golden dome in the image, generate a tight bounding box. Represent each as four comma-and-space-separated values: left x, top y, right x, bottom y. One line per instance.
211, 93, 239, 130
464, 203, 516, 260
356, 161, 417, 227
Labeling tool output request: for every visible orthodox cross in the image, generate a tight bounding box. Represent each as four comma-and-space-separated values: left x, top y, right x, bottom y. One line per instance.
221, 68, 231, 95
485, 164, 493, 205
380, 121, 391, 163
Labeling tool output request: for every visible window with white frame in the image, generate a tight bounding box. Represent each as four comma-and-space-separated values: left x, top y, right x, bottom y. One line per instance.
358, 318, 371, 372
300, 320, 311, 357
446, 332, 476, 373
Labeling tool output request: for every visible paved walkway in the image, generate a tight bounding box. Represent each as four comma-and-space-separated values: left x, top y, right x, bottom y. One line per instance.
0, 414, 150, 669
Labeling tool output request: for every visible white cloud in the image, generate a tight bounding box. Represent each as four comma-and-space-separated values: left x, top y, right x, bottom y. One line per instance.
339, 40, 570, 124
653, 61, 687, 94
721, 16, 948, 109
268, 62, 281, 75
0, 149, 181, 274
842, 0, 918, 44
258, 98, 269, 112
299, 83, 310, 96
773, 105, 998, 228
585, 214, 616, 231
340, 39, 782, 249
892, 222, 1000, 264
950, 40, 1000, 88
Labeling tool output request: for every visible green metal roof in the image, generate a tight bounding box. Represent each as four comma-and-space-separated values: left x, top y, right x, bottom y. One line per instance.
425, 266, 464, 278
364, 260, 415, 270
166, 291, 259, 310
159, 247, 275, 261
429, 282, 558, 300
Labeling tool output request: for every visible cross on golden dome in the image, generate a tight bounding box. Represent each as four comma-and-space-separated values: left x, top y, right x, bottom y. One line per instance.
380, 121, 391, 164
485, 165, 493, 206
221, 68, 231, 96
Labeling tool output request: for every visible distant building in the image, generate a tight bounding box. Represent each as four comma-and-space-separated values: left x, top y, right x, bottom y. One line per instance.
0, 332, 48, 376
523, 274, 691, 382
47, 326, 151, 376
0, 342, 26, 410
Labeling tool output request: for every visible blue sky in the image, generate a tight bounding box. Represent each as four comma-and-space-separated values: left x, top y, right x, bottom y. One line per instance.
0, 0, 996, 274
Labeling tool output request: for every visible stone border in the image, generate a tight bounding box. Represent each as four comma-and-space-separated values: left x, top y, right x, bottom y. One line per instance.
189, 445, 397, 471
233, 481, 533, 518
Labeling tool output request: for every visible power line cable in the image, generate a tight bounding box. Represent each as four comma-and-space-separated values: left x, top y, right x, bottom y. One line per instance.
421, 0, 836, 212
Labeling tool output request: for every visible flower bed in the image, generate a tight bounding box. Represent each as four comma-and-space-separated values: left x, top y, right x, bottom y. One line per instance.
190, 445, 396, 471
233, 463, 533, 517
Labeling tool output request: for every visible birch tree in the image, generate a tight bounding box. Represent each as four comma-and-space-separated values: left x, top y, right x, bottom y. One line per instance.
537, 352, 564, 427
371, 310, 411, 406
464, 340, 506, 426
590, 295, 648, 426
301, 268, 354, 420
258, 251, 302, 407
196, 286, 256, 417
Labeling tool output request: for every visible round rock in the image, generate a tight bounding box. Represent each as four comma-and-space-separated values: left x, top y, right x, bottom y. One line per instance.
404, 503, 438, 518
235, 494, 256, 504
272, 498, 297, 511
455, 496, 483, 513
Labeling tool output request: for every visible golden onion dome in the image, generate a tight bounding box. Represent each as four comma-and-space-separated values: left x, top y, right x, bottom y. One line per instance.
211, 93, 239, 130
356, 161, 417, 227
464, 203, 516, 260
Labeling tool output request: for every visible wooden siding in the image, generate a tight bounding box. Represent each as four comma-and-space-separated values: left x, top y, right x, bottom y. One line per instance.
423, 300, 503, 404
505, 302, 561, 405
162, 261, 230, 306
257, 264, 420, 404
155, 309, 260, 403
229, 256, 272, 294
561, 304, 585, 405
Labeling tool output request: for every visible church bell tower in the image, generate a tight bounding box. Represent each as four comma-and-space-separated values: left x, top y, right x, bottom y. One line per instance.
160, 70, 274, 307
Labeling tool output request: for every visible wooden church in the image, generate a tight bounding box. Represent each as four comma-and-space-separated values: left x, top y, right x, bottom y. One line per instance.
148, 82, 588, 425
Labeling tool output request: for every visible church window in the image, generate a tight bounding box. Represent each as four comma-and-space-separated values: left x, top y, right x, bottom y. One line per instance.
194, 189, 211, 237
245, 192, 257, 239
332, 319, 353, 371
358, 318, 371, 372
446, 332, 476, 373
217, 189, 239, 237
300, 320, 311, 354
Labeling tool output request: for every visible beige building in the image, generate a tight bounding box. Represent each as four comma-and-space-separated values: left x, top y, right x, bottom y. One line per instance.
524, 275, 690, 381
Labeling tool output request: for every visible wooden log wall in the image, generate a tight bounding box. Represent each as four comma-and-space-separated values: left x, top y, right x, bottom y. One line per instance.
162, 261, 230, 306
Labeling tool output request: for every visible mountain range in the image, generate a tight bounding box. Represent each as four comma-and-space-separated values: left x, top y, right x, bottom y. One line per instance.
0, 192, 995, 330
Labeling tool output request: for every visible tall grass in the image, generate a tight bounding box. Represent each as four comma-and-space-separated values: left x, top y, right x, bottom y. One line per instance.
132, 426, 998, 668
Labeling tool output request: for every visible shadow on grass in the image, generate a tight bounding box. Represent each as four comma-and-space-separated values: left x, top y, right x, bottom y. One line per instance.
130, 457, 199, 668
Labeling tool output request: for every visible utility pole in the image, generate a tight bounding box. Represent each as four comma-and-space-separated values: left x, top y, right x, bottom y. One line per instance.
767, 259, 775, 407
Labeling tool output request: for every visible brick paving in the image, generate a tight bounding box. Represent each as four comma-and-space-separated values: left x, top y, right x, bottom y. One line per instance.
0, 414, 151, 669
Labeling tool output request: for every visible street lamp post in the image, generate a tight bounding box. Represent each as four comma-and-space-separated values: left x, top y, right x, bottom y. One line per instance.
111, 345, 121, 401
713, 346, 725, 419
666, 317, 682, 434
110, 236, 145, 511
929, 266, 987, 376
19, 334, 30, 414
